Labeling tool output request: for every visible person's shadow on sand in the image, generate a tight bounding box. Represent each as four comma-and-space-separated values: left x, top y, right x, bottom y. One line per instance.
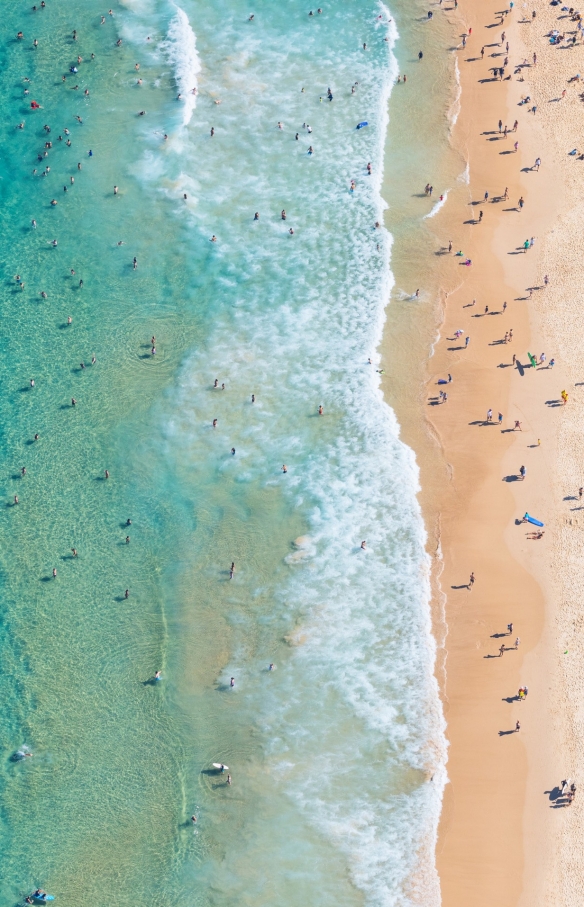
544, 786, 572, 808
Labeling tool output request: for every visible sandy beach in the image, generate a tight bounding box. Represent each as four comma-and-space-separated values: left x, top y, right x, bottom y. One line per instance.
383, 0, 584, 902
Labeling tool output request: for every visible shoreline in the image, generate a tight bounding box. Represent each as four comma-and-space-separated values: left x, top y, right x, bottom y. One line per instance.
381, 0, 578, 901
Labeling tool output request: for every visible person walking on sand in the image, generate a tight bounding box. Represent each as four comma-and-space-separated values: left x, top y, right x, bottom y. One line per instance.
519, 465, 526, 480
515, 637, 520, 649
469, 571, 475, 590
499, 644, 505, 657
515, 720, 521, 732
507, 623, 513, 635
514, 420, 522, 430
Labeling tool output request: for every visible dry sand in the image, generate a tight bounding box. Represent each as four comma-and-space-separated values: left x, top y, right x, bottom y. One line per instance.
382, 0, 584, 903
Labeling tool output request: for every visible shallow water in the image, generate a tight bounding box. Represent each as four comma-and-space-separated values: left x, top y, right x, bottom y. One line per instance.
0, 2, 452, 905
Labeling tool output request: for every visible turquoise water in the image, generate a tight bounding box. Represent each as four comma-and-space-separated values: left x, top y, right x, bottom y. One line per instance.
0, 2, 452, 905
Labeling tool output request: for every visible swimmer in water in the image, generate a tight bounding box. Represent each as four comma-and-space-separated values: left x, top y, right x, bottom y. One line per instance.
282, 464, 287, 473
230, 677, 235, 686
154, 671, 162, 680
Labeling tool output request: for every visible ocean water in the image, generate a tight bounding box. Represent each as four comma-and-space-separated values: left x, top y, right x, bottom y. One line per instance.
0, 2, 451, 905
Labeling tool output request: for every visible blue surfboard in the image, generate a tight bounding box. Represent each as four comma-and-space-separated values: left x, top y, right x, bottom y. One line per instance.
356, 121, 368, 129
524, 513, 544, 527
32, 895, 54, 902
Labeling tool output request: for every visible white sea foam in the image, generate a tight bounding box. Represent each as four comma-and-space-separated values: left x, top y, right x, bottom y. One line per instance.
424, 190, 448, 219
143, 0, 447, 902
163, 5, 201, 126
448, 57, 462, 128
458, 161, 470, 184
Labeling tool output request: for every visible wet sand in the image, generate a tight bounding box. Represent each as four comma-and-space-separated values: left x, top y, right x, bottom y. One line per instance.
382, 0, 584, 902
